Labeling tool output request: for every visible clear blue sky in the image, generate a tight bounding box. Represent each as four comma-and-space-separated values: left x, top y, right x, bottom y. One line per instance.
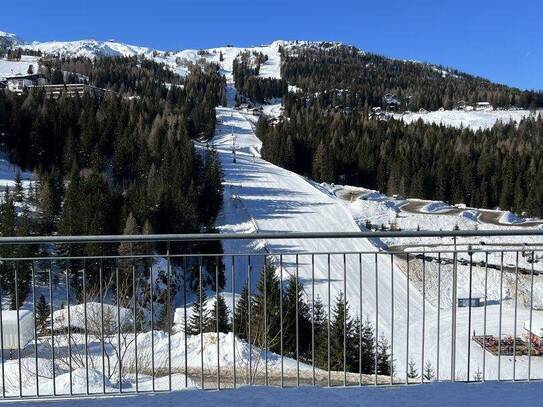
1, 0, 541, 90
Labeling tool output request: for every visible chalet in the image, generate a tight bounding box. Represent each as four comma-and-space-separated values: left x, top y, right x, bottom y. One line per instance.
476, 102, 494, 111
457, 291, 484, 308
524, 316, 543, 349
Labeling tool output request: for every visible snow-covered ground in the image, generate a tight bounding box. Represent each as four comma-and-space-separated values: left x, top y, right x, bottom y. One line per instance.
0, 152, 33, 189
8, 381, 543, 406
395, 109, 543, 131
0, 55, 39, 78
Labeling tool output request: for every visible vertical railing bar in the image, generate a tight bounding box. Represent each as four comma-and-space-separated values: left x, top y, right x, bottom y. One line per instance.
311, 253, 315, 387
327, 253, 331, 387
498, 252, 503, 381
216, 255, 220, 390
100, 261, 105, 394
405, 254, 410, 385
65, 266, 73, 396
15, 263, 22, 398
421, 253, 425, 385
49, 260, 56, 396
280, 254, 284, 388
150, 263, 155, 392
390, 254, 394, 385
199, 257, 204, 390
0, 275, 4, 398
374, 253, 378, 386
296, 254, 300, 388
32, 261, 39, 397
83, 259, 89, 395
436, 253, 441, 381
512, 251, 519, 381
264, 256, 268, 387
183, 257, 187, 389
343, 253, 347, 388
528, 251, 535, 382
451, 236, 457, 382
467, 251, 473, 382
167, 243, 172, 392
247, 255, 252, 386
116, 265, 121, 394
231, 256, 236, 389
359, 253, 362, 387
133, 262, 138, 393
482, 252, 488, 382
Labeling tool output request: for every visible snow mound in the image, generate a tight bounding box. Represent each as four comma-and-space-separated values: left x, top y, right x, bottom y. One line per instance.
421, 201, 451, 213
461, 210, 479, 222
55, 368, 114, 394
499, 211, 524, 225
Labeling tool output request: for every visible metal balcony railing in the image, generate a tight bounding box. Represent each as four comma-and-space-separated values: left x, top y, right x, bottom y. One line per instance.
0, 230, 542, 400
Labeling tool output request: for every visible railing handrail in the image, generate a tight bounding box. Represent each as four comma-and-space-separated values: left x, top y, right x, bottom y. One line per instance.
0, 229, 542, 245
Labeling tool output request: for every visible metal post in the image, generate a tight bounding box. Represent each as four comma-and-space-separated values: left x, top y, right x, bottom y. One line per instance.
49, 261, 56, 396
405, 254, 410, 385
528, 252, 535, 381
390, 254, 394, 385
512, 251, 519, 381
482, 253, 488, 382
374, 253, 378, 386
216, 255, 221, 390
231, 256, 236, 389
280, 254, 284, 388
311, 253, 315, 387
167, 243, 172, 392
343, 253, 347, 387
32, 261, 39, 397
327, 254, 331, 387
436, 253, 441, 381
498, 252, 503, 381
467, 251, 473, 382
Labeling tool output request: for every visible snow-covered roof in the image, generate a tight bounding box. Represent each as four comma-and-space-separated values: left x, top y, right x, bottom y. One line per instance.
524, 316, 543, 337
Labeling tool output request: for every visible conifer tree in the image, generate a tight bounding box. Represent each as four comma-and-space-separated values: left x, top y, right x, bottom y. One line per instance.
282, 275, 311, 358
36, 294, 50, 335
233, 282, 251, 340
187, 288, 210, 335
208, 294, 231, 334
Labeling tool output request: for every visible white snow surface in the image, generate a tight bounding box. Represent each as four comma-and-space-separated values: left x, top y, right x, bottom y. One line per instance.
0, 55, 39, 78
395, 109, 543, 131
9, 381, 543, 406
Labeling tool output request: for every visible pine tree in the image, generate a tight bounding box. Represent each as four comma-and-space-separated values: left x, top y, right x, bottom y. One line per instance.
233, 282, 251, 340
407, 359, 418, 380
422, 360, 435, 381
329, 291, 357, 371
376, 335, 392, 376
208, 294, 231, 334
312, 295, 328, 369
13, 170, 24, 203
359, 319, 376, 374
36, 294, 50, 335
250, 261, 282, 351
187, 288, 210, 335
282, 275, 312, 358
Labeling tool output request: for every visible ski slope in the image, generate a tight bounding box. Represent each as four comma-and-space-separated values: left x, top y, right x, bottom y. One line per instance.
395, 109, 543, 131
210, 80, 543, 379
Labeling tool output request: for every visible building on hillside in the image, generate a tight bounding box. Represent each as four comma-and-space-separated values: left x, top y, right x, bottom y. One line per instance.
383, 93, 401, 110
457, 291, 484, 308
32, 83, 107, 99
476, 102, 494, 111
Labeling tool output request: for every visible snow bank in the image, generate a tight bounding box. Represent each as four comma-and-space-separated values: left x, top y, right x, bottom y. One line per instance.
421, 201, 452, 213
499, 211, 524, 225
